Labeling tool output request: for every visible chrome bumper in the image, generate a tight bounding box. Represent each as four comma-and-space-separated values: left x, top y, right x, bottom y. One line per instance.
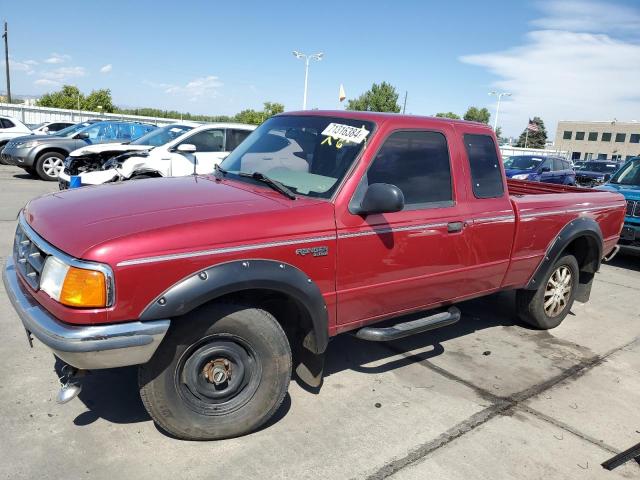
3, 257, 170, 369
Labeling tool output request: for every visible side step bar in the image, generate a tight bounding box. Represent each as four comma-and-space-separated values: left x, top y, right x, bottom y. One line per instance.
355, 307, 461, 342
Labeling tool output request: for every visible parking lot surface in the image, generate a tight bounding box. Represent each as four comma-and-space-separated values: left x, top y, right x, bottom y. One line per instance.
0, 164, 639, 479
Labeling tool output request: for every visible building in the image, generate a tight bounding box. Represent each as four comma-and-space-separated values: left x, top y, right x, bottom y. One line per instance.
554, 120, 640, 161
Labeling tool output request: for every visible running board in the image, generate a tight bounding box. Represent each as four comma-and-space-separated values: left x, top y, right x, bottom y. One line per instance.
355, 307, 461, 342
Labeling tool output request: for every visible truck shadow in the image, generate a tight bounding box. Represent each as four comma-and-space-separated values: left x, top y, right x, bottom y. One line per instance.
60, 290, 527, 431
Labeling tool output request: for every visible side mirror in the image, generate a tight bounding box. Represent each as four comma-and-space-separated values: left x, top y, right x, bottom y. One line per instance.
356, 183, 404, 215
75, 132, 89, 140
42, 127, 49, 133
539, 166, 551, 173
604, 174, 612, 181
176, 143, 197, 154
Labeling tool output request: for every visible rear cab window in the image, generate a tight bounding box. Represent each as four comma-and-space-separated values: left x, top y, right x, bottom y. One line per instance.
463, 134, 504, 199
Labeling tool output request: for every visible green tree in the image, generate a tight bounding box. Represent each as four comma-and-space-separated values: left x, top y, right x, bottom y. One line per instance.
463, 106, 491, 124
434, 112, 461, 119
346, 81, 401, 113
234, 102, 285, 125
36, 85, 84, 110
83, 88, 115, 112
516, 117, 547, 148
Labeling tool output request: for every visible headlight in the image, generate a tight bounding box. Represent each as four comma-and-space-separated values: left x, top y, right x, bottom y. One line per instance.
40, 256, 108, 308
16, 140, 38, 149
512, 174, 530, 180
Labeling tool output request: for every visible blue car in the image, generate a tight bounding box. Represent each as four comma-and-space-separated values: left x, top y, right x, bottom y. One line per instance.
597, 157, 640, 253
504, 155, 576, 185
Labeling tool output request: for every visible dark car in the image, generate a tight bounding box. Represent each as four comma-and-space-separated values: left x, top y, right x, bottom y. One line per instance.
574, 161, 620, 187
1, 121, 156, 181
504, 155, 575, 185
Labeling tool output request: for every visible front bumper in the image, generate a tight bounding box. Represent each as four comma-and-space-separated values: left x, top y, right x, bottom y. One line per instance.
618, 222, 640, 253
3, 257, 170, 369
1, 145, 35, 167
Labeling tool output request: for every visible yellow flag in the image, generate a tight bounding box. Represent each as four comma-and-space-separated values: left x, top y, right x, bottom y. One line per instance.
339, 84, 346, 102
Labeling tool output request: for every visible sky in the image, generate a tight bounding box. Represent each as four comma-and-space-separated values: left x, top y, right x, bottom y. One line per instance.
1, 0, 639, 139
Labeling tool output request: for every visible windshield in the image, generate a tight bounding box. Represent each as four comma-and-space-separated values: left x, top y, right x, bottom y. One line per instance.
503, 156, 544, 170
131, 124, 194, 146
575, 162, 619, 173
53, 122, 92, 137
220, 115, 375, 198
610, 159, 640, 185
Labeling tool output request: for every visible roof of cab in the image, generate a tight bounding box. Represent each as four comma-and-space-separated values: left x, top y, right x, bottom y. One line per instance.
282, 110, 494, 130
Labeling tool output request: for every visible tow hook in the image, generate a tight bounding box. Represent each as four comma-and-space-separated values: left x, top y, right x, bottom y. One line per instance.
56, 365, 86, 405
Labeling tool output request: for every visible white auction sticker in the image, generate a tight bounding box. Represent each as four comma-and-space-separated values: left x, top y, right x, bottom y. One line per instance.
321, 123, 369, 144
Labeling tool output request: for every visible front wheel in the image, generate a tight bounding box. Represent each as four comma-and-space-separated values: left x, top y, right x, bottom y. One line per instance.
139, 303, 292, 440
516, 254, 579, 329
35, 152, 66, 181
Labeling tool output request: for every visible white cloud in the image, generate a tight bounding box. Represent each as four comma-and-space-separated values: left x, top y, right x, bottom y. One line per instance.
44, 53, 71, 64
3, 57, 37, 75
34, 65, 86, 87
100, 64, 112, 74
532, 0, 640, 33
145, 75, 223, 101
460, 0, 640, 138
33, 78, 58, 86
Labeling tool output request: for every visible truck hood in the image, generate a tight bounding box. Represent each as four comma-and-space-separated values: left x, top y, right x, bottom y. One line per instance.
597, 183, 640, 200
23, 176, 330, 263
69, 143, 152, 157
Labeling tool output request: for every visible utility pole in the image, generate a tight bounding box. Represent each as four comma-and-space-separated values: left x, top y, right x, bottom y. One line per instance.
2, 22, 11, 103
402, 91, 407, 114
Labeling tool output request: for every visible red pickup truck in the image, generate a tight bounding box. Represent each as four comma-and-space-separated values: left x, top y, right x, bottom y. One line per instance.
4, 111, 625, 440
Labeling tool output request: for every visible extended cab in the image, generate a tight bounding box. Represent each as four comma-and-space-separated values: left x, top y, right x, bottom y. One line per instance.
3, 111, 625, 440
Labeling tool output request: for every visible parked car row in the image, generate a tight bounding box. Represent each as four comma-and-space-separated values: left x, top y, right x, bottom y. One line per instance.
0, 114, 256, 182
58, 122, 255, 188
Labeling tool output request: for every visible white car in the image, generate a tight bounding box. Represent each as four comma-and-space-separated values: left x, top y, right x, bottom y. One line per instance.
30, 121, 76, 135
58, 122, 256, 188
0, 115, 33, 162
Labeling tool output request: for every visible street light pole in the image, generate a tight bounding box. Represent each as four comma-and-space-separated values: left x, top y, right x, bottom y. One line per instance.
293, 51, 323, 110
489, 91, 511, 131
2, 22, 11, 103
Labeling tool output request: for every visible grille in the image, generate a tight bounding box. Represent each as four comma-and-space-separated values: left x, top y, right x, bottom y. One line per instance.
626, 200, 640, 217
13, 223, 46, 289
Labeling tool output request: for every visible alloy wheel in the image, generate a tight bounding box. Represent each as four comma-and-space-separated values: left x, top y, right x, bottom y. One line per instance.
544, 265, 573, 317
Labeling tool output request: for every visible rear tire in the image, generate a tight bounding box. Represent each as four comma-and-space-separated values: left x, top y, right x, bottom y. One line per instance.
139, 303, 292, 440
516, 254, 579, 329
35, 152, 65, 181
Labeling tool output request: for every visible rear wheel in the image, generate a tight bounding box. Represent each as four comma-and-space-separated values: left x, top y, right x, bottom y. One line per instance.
516, 254, 579, 329
35, 152, 65, 181
139, 303, 292, 440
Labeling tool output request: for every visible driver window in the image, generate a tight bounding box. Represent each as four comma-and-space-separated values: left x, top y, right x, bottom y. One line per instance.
183, 129, 224, 152
365, 130, 453, 209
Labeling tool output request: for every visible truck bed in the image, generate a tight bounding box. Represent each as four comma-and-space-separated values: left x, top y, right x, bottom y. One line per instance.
507, 178, 594, 196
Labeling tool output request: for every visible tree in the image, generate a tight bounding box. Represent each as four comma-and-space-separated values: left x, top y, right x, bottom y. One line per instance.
463, 106, 491, 124
37, 85, 84, 110
234, 101, 285, 125
346, 81, 401, 113
435, 112, 461, 119
515, 117, 547, 148
84, 88, 115, 112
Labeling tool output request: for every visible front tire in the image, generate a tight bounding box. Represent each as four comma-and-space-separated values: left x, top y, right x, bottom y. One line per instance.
516, 254, 579, 329
139, 303, 292, 440
35, 152, 65, 181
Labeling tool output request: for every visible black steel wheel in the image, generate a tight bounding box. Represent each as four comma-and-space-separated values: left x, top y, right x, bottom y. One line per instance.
139, 303, 291, 440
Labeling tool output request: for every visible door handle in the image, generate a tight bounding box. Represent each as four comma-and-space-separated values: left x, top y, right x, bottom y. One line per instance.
447, 221, 465, 233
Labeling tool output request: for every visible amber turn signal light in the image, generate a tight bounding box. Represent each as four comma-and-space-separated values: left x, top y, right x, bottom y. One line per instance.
59, 266, 107, 308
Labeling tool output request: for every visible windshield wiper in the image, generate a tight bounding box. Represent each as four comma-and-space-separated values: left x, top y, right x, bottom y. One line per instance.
238, 171, 296, 200
214, 163, 227, 180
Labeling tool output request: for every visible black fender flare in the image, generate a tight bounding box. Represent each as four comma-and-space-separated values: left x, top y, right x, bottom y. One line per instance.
525, 216, 603, 295
139, 259, 329, 356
